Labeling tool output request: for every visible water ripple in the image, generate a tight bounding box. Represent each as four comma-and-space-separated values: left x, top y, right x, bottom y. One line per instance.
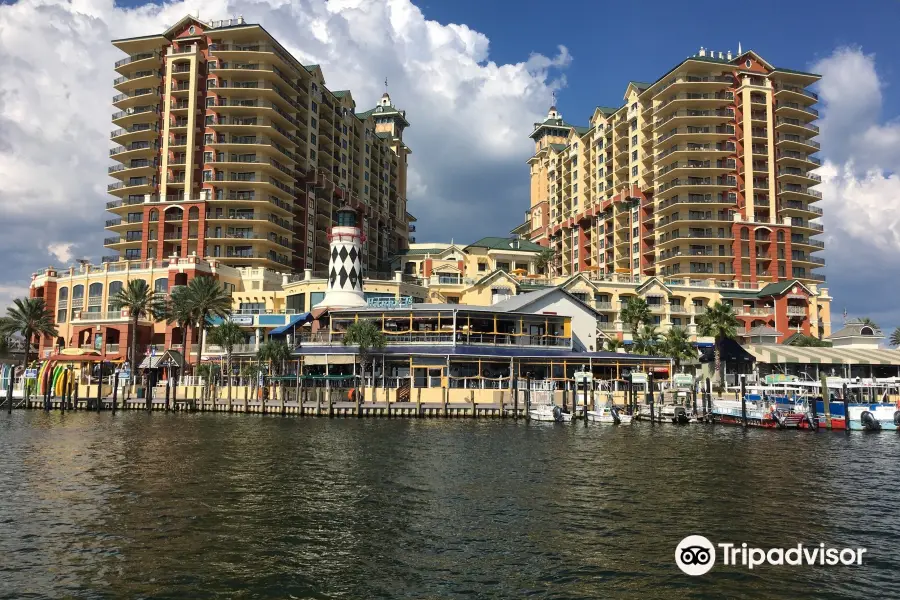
1, 413, 899, 599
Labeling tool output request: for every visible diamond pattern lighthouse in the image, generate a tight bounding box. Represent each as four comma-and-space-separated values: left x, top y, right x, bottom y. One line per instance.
315, 205, 368, 309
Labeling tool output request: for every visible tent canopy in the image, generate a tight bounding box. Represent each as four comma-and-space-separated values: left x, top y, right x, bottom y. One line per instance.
268, 313, 312, 336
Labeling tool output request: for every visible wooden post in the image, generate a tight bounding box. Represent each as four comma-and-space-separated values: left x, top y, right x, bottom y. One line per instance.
112, 372, 119, 414
562, 380, 568, 413
96, 366, 102, 412
386, 385, 392, 419
355, 389, 361, 418
740, 375, 747, 428
327, 387, 333, 418
582, 378, 589, 426
648, 388, 654, 424
470, 389, 476, 418
691, 386, 697, 417
416, 386, 422, 418
5, 378, 12, 414
72, 374, 79, 410
513, 376, 518, 420
842, 393, 850, 435
705, 377, 711, 417
165, 379, 171, 412
442, 386, 448, 417
839, 382, 847, 432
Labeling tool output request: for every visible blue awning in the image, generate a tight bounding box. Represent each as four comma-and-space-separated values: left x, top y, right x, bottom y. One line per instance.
268, 313, 311, 335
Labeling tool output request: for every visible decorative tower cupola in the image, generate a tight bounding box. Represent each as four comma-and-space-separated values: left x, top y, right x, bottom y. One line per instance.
315, 205, 367, 309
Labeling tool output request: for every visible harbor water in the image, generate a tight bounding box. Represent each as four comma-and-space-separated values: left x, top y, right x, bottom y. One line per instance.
1, 412, 899, 599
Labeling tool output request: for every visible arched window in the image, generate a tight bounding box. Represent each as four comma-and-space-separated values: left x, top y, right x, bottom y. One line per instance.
149, 209, 159, 222
740, 227, 749, 240
107, 281, 123, 312
154, 278, 168, 293
861, 326, 874, 336
87, 283, 103, 313
188, 206, 199, 220
777, 230, 785, 242
72, 285, 84, 309
57, 287, 69, 302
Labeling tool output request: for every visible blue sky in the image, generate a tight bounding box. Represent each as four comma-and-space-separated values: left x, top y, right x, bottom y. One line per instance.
0, 0, 899, 336
420, 0, 900, 126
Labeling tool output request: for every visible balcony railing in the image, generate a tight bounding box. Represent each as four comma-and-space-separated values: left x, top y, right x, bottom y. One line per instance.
114, 52, 159, 68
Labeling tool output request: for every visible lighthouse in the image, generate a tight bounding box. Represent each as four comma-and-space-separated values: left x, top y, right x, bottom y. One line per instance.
314, 205, 367, 309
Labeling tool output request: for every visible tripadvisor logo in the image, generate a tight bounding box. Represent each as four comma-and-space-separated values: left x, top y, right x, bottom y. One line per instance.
675, 535, 868, 576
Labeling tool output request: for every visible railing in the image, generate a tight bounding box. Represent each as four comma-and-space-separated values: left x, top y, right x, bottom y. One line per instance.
776, 85, 818, 101
73, 311, 130, 322
105, 344, 121, 353
114, 52, 159, 68
112, 105, 159, 120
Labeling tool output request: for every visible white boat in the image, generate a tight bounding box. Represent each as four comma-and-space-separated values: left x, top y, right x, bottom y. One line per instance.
848, 404, 900, 431
528, 403, 572, 422
585, 404, 632, 424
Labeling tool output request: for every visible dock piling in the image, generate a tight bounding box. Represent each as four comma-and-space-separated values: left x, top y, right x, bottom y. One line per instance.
740, 376, 747, 428
112, 373, 119, 413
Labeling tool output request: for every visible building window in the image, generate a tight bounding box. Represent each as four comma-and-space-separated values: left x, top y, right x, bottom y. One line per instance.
311, 101, 318, 113
311, 117, 317, 129
154, 278, 168, 293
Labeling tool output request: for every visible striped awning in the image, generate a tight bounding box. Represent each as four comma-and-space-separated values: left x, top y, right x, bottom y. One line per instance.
744, 344, 900, 366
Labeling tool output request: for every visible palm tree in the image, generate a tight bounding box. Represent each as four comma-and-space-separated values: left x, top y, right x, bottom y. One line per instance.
535, 248, 557, 276
208, 320, 245, 409
180, 277, 232, 375
860, 317, 878, 328
604, 337, 623, 352
660, 326, 695, 372
257, 339, 292, 402
696, 301, 740, 392
342, 320, 386, 400
632, 324, 660, 355
792, 334, 831, 348
619, 297, 652, 335
110, 280, 165, 377
1, 298, 57, 409
163, 285, 195, 362
890, 327, 900, 348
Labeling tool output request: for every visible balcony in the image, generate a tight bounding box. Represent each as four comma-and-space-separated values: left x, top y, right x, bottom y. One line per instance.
781, 185, 822, 201
110, 123, 158, 144
113, 69, 161, 92
114, 51, 159, 72
776, 117, 820, 136
657, 125, 735, 145
777, 134, 820, 152
774, 84, 818, 103
112, 88, 157, 110
776, 102, 819, 119
778, 150, 820, 168
112, 106, 159, 127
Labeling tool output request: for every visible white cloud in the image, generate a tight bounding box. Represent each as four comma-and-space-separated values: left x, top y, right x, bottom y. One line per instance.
814, 48, 900, 336
47, 242, 74, 263
0, 0, 567, 306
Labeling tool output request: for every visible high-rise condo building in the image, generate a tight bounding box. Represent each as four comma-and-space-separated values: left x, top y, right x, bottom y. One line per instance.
107, 15, 412, 274
519, 47, 823, 287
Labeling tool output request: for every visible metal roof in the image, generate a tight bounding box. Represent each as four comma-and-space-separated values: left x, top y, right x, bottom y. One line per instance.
744, 344, 900, 366
294, 345, 666, 361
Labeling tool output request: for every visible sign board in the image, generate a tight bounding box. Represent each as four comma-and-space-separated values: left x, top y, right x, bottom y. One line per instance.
119, 369, 131, 381
24, 368, 38, 380
574, 371, 593, 384
673, 374, 694, 388
764, 374, 799, 385
630, 372, 648, 385
366, 296, 413, 309
230, 315, 254, 325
